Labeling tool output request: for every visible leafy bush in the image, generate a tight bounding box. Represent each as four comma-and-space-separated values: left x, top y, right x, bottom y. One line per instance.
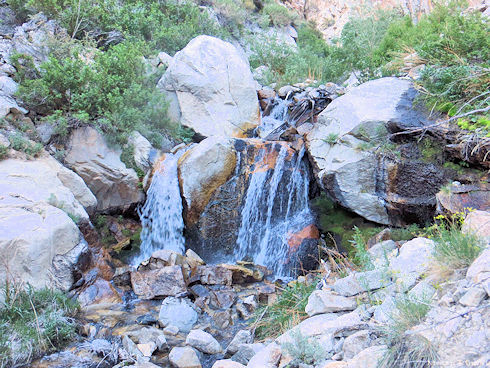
8, 133, 43, 157
15, 41, 178, 146
261, 1, 297, 27
251, 280, 316, 340
0, 284, 79, 368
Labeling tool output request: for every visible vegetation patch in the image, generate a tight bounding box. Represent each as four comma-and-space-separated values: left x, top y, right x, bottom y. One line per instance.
0, 284, 79, 368
251, 280, 316, 340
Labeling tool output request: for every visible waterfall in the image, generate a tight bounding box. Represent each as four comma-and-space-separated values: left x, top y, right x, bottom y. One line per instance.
133, 151, 185, 265
257, 98, 290, 138
234, 143, 313, 276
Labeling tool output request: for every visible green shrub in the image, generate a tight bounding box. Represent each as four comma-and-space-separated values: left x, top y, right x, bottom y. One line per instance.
8, 133, 42, 157
431, 215, 484, 269
0, 145, 8, 160
16, 41, 179, 146
251, 280, 316, 340
323, 133, 339, 145
350, 226, 374, 271
0, 284, 79, 368
281, 329, 326, 365
261, 1, 297, 27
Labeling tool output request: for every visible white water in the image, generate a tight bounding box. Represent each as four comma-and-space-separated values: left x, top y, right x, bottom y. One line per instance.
133, 152, 185, 265
257, 98, 290, 138
234, 144, 313, 276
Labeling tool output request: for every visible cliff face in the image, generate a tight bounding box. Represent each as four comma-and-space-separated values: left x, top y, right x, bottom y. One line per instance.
285, 0, 488, 39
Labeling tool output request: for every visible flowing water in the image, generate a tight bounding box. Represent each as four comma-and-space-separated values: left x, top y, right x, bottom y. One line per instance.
234, 144, 313, 276
133, 151, 185, 265
257, 98, 290, 138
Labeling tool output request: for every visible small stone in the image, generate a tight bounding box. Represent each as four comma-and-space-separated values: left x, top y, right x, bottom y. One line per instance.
136, 314, 158, 326
231, 343, 264, 365
164, 325, 180, 336
137, 342, 156, 357
333, 269, 391, 297
159, 297, 198, 333
131, 265, 186, 299
198, 265, 233, 285
226, 329, 253, 355
186, 249, 205, 268
122, 335, 144, 359
459, 287, 487, 307
186, 329, 222, 354
305, 290, 357, 316
169, 346, 202, 368
342, 330, 374, 359
347, 345, 387, 368
211, 360, 246, 368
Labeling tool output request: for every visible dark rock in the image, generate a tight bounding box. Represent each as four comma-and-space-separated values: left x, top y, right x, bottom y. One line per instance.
436, 182, 490, 215
136, 314, 159, 326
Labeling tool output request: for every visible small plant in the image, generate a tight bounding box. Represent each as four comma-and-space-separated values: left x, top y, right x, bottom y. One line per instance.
380, 294, 437, 368
431, 213, 484, 270
261, 1, 297, 27
324, 133, 339, 145
281, 329, 326, 365
0, 283, 79, 368
251, 280, 316, 340
0, 145, 8, 160
8, 134, 43, 157
350, 226, 374, 271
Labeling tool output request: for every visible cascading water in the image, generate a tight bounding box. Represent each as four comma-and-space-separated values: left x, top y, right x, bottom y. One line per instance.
234, 144, 313, 277
133, 151, 185, 265
257, 98, 290, 138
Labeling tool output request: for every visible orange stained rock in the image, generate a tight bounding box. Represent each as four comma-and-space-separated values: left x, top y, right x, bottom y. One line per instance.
287, 224, 320, 253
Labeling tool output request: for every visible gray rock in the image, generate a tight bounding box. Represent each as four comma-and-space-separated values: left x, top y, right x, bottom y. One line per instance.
459, 287, 487, 307
367, 240, 397, 268
333, 269, 391, 297
389, 237, 434, 290
305, 290, 357, 316
226, 329, 253, 356
347, 345, 387, 368
127, 131, 153, 172
131, 265, 186, 300
64, 126, 143, 213
169, 346, 201, 368
159, 297, 198, 333
186, 329, 222, 354
35, 122, 55, 144
342, 330, 375, 360
158, 35, 260, 138
305, 77, 438, 225
373, 295, 396, 323
246, 342, 281, 368
466, 247, 490, 284
231, 343, 264, 365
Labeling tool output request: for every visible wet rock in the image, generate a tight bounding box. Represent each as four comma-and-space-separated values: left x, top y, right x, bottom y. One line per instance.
158, 35, 260, 138
164, 325, 180, 335
136, 314, 158, 326
186, 329, 223, 354
122, 335, 144, 360
186, 249, 205, 268
198, 265, 233, 286
64, 126, 144, 213
131, 265, 186, 299
126, 326, 168, 353
142, 249, 185, 269
305, 290, 357, 316
159, 297, 198, 333
305, 77, 441, 225
178, 137, 237, 225
169, 346, 202, 368
333, 269, 391, 297
226, 329, 253, 356
236, 295, 258, 319
436, 182, 489, 215
77, 278, 122, 307
223, 264, 265, 284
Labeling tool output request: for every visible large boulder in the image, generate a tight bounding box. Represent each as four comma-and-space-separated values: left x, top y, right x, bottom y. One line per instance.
0, 152, 94, 291
158, 35, 260, 138
0, 153, 97, 221
64, 126, 144, 213
0, 202, 86, 291
306, 77, 447, 225
436, 182, 490, 215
